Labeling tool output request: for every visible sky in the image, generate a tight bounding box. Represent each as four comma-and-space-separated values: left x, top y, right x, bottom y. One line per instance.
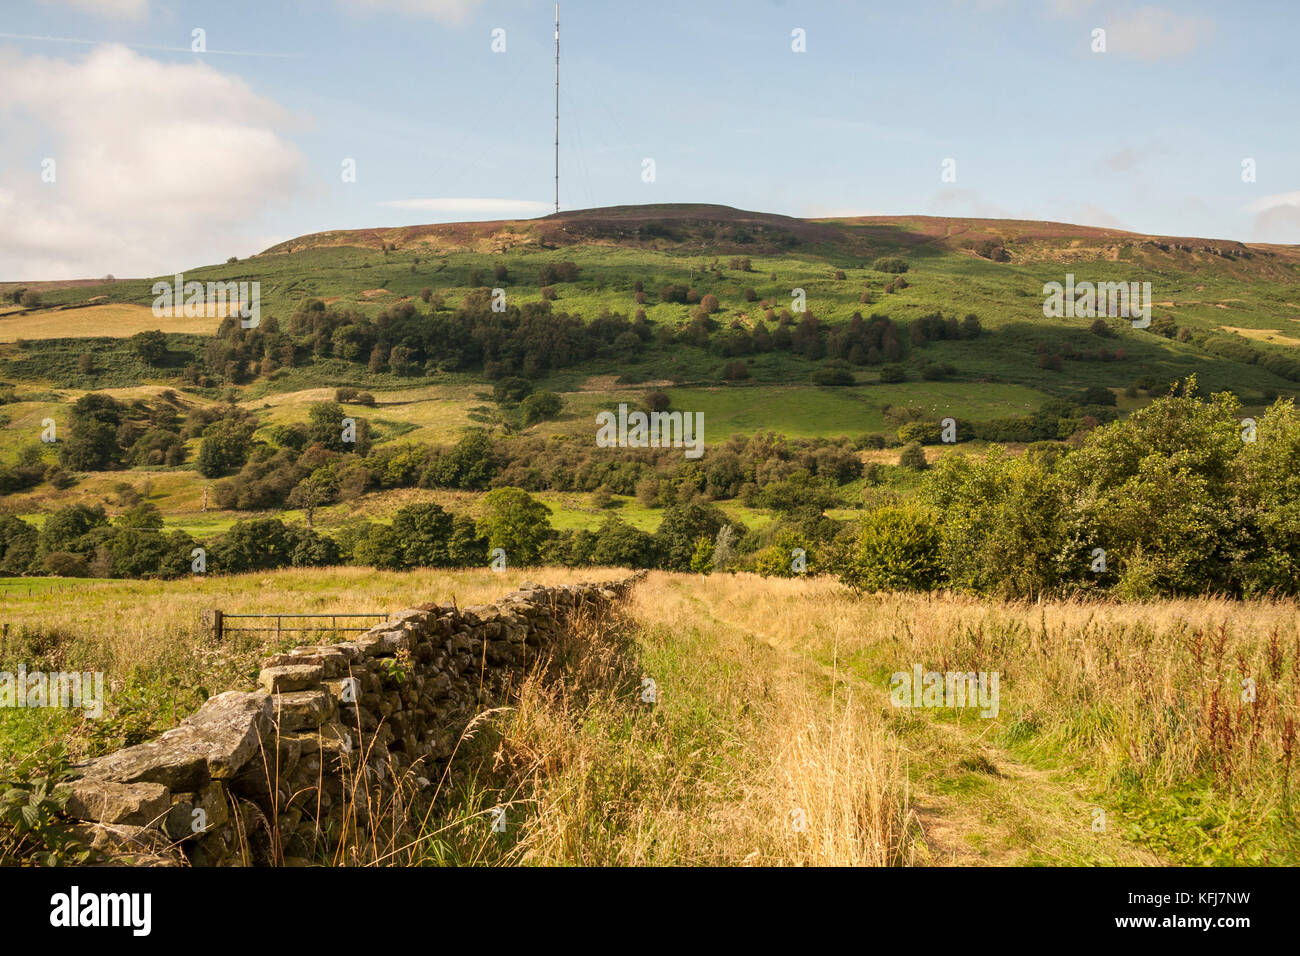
1, 0, 1298, 279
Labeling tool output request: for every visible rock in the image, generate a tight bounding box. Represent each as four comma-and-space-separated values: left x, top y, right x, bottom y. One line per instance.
66, 822, 186, 865
61, 779, 170, 827
271, 690, 335, 731
267, 647, 350, 678
258, 663, 325, 693
78, 691, 273, 790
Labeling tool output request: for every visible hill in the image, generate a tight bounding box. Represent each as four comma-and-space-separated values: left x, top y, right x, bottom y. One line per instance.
1, 202, 1298, 591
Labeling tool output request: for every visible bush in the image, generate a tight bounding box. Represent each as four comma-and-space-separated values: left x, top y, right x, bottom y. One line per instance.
919, 361, 955, 381
520, 391, 563, 426
42, 552, 89, 577
723, 360, 750, 381
838, 505, 942, 593
1079, 385, 1117, 406
811, 368, 854, 386
879, 365, 906, 383
898, 442, 927, 469
130, 330, 167, 366
872, 257, 909, 274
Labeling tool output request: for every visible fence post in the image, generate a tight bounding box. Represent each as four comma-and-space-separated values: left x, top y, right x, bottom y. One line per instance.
208, 609, 223, 642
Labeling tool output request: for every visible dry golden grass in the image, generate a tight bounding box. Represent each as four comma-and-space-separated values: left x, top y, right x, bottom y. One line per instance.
1220, 325, 1300, 347
0, 304, 226, 342
407, 573, 916, 866
6, 568, 1297, 865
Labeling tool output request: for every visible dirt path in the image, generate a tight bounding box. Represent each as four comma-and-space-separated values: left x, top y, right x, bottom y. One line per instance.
669, 581, 1164, 866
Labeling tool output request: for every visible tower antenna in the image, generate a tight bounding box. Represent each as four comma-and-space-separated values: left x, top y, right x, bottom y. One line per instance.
554, 3, 559, 214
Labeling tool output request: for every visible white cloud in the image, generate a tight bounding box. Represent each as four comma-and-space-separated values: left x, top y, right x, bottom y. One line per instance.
0, 44, 307, 279
378, 198, 552, 218
1246, 191, 1300, 214
38, 0, 149, 19
1245, 191, 1300, 242
337, 0, 483, 22
926, 187, 1013, 219
1073, 202, 1126, 230
1105, 7, 1214, 61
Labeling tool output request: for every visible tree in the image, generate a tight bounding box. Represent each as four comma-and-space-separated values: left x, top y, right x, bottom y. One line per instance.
197, 419, 255, 478
37, 504, 108, 558
689, 536, 714, 574
59, 393, 125, 471
476, 487, 552, 565
920, 448, 1066, 598
0, 516, 37, 574
899, 442, 928, 469
654, 501, 735, 572
710, 525, 738, 571
115, 502, 164, 531
287, 471, 339, 528
426, 429, 497, 490
838, 505, 942, 593
589, 516, 659, 568
212, 519, 296, 573
131, 330, 168, 366
307, 402, 370, 454
19, 290, 41, 308
447, 514, 488, 566
520, 391, 563, 426
390, 502, 455, 568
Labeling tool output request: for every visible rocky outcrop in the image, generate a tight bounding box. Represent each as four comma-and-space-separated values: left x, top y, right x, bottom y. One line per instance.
57, 573, 643, 866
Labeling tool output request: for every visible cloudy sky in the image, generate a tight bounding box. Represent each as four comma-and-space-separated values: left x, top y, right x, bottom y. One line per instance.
1, 0, 1297, 279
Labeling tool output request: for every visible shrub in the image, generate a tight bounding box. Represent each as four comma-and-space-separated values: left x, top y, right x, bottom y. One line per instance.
811, 368, 854, 386
872, 257, 909, 274
520, 391, 563, 426
1079, 385, 1117, 406
898, 442, 927, 469
838, 505, 942, 593
723, 360, 750, 381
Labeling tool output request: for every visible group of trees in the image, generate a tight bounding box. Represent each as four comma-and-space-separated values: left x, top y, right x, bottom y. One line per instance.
22, 381, 1291, 599
836, 381, 1300, 599
59, 392, 188, 471
193, 283, 651, 385
0, 488, 769, 579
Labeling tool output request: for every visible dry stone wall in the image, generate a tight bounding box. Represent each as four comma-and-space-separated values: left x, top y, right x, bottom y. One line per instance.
56, 573, 644, 866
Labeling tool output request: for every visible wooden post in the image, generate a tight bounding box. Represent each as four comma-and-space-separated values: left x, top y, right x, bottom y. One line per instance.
208, 609, 223, 642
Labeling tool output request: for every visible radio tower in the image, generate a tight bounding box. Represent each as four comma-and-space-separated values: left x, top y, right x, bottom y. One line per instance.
554, 3, 559, 213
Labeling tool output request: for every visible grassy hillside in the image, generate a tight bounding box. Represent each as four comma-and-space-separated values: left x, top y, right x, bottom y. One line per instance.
3, 205, 1297, 547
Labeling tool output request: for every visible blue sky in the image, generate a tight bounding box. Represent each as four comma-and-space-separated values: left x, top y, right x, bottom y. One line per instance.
2, 0, 1298, 278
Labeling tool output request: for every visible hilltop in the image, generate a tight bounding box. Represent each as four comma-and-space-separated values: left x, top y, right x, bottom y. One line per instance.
257, 203, 1300, 279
